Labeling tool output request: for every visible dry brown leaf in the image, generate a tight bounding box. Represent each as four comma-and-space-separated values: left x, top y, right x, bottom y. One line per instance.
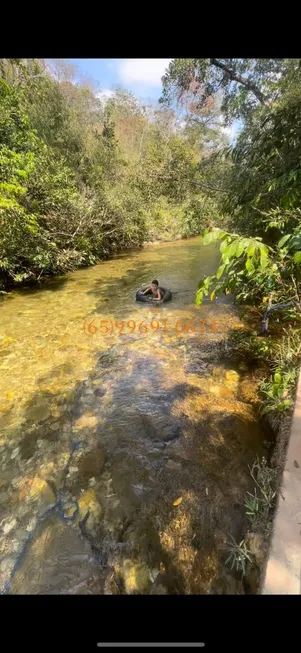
173, 496, 182, 506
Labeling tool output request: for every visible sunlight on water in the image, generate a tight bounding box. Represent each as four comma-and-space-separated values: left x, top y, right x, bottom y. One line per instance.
0, 237, 267, 594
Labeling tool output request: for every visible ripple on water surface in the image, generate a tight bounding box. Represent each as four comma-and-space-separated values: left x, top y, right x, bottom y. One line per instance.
0, 238, 268, 594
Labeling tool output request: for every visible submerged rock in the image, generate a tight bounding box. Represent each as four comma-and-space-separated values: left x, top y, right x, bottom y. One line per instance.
210, 385, 234, 399
94, 388, 106, 398
166, 459, 182, 470
79, 489, 103, 523
7, 513, 102, 595
150, 582, 168, 594
139, 414, 181, 443
49, 421, 61, 431
224, 370, 240, 394
27, 476, 56, 509
76, 447, 106, 489
27, 403, 51, 423
2, 518, 17, 535
120, 559, 151, 594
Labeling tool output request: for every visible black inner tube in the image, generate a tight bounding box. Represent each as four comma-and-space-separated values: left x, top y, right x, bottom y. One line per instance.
136, 289, 172, 303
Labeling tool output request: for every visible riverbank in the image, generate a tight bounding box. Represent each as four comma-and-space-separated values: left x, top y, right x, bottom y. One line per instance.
143, 235, 183, 247
0, 234, 192, 295
219, 314, 301, 593
262, 369, 301, 594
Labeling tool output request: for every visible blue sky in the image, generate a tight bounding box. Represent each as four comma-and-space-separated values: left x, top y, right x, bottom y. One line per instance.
62, 59, 240, 142
65, 58, 172, 105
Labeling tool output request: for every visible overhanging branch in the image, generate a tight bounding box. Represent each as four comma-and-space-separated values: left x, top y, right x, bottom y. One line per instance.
210, 59, 267, 105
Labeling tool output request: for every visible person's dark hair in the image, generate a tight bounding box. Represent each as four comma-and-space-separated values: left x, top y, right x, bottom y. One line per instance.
151, 279, 159, 286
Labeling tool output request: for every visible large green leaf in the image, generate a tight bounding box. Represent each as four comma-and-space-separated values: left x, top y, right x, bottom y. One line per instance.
223, 241, 238, 258
220, 238, 230, 253
278, 234, 291, 248
196, 288, 204, 305
247, 244, 255, 257
293, 250, 301, 263
216, 263, 226, 279
260, 249, 268, 269
202, 232, 213, 245
245, 257, 255, 273
235, 241, 246, 257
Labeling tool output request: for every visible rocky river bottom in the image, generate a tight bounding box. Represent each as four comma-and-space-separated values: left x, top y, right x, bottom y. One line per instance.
0, 237, 271, 594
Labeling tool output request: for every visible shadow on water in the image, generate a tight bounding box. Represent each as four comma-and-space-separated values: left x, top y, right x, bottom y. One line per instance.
0, 275, 70, 303
0, 238, 270, 595
86, 261, 155, 314
1, 335, 267, 595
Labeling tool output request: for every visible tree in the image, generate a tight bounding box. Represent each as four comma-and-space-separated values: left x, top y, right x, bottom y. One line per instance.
160, 59, 294, 124
224, 67, 301, 238
194, 61, 301, 324
0, 58, 227, 290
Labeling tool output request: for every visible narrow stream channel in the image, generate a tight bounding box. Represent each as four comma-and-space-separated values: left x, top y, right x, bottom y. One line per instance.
0, 237, 268, 594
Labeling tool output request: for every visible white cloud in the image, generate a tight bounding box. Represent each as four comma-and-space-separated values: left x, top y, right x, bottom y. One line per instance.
96, 89, 114, 102
118, 59, 172, 87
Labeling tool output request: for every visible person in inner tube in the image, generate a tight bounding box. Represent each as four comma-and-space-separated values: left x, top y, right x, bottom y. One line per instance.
141, 279, 165, 301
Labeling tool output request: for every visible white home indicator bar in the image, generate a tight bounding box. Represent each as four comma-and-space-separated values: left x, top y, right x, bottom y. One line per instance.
97, 644, 205, 648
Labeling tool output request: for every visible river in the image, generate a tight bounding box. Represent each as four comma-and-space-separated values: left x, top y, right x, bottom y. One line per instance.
0, 236, 268, 594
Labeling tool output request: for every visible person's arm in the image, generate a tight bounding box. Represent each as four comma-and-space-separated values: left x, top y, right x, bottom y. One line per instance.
141, 285, 151, 295
153, 289, 163, 301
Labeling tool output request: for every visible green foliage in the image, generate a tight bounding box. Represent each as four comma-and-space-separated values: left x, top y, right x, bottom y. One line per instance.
227, 329, 276, 363
162, 59, 301, 324
3, 56, 301, 303
227, 327, 301, 420
272, 329, 301, 368
180, 196, 220, 238
260, 371, 294, 414
244, 457, 277, 532
224, 85, 301, 231
224, 535, 252, 576
144, 198, 183, 241
259, 329, 301, 417
0, 74, 83, 286
0, 59, 225, 289
160, 58, 294, 124
195, 228, 274, 305
195, 206, 301, 318
225, 457, 276, 579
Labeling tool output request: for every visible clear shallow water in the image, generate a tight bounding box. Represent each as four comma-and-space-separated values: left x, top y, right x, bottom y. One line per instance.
0, 237, 267, 594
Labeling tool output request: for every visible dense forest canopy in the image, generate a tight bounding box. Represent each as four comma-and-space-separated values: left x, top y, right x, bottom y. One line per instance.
1, 56, 301, 317
160, 58, 301, 317
0, 58, 228, 290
